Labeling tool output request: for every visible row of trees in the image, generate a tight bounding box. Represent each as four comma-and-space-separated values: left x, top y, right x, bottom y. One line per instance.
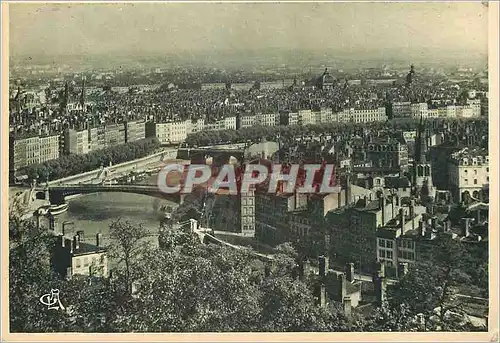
9, 207, 487, 332
184, 117, 488, 147
23, 138, 161, 183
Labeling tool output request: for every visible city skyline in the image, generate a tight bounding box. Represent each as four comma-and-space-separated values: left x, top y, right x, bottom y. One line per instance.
9, 2, 488, 61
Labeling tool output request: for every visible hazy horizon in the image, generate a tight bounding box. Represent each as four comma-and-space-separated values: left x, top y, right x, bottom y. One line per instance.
9, 2, 488, 62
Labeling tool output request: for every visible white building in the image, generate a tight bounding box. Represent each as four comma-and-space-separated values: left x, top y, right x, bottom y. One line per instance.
411, 103, 429, 118
298, 109, 316, 126
253, 113, 276, 127
341, 107, 387, 123
448, 148, 489, 202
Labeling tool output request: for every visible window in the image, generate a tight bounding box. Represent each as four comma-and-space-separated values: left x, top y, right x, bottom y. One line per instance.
84, 257, 89, 267
379, 250, 385, 258
379, 239, 386, 248
386, 251, 393, 259
474, 179, 478, 185
487, 177, 490, 182
464, 179, 468, 184
75, 258, 81, 268
474, 170, 478, 175
386, 240, 393, 249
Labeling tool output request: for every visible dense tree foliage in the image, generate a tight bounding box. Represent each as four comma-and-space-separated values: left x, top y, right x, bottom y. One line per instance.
23, 137, 160, 182
10, 214, 487, 333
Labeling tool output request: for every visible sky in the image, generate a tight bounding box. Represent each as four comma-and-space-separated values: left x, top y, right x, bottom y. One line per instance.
9, 2, 489, 58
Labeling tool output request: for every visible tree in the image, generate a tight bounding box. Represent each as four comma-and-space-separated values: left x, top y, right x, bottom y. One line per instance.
386, 237, 477, 331
108, 220, 151, 296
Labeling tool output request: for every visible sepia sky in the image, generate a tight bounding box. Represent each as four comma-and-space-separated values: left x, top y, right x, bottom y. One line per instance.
9, 2, 489, 57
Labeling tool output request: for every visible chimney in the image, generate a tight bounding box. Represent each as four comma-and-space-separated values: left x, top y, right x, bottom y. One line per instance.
398, 262, 409, 278
319, 283, 327, 308
345, 262, 355, 282
410, 200, 415, 231
399, 208, 405, 234
476, 209, 481, 224
73, 235, 80, 250
391, 195, 396, 219
379, 193, 385, 225
60, 235, 65, 248
338, 273, 347, 300
319, 255, 329, 277
96, 233, 102, 247
343, 297, 352, 317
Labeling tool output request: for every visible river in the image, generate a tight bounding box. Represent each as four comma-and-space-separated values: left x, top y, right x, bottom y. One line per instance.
52, 174, 177, 248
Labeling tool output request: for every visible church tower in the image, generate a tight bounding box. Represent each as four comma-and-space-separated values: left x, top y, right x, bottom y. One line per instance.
412, 115, 435, 201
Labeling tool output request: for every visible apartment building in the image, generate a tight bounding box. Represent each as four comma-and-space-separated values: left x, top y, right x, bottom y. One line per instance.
298, 109, 316, 126
63, 128, 89, 155
9, 134, 60, 175
124, 120, 146, 143
411, 103, 429, 118
392, 102, 412, 118
52, 232, 108, 279
448, 148, 489, 202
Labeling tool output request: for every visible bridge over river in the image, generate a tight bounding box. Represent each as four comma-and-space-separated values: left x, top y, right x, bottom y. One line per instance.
35, 184, 187, 205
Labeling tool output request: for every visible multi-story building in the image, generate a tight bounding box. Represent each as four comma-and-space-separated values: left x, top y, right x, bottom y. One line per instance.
279, 111, 299, 126
63, 128, 89, 155
375, 200, 427, 275
104, 123, 126, 148
366, 138, 409, 172
341, 107, 387, 123
298, 109, 316, 126
410, 103, 428, 118
448, 148, 489, 202
238, 114, 256, 129
427, 108, 440, 118
124, 120, 146, 143
52, 232, 108, 279
446, 105, 457, 118
327, 193, 400, 272
255, 113, 277, 127
319, 108, 335, 123
9, 134, 60, 177
224, 116, 237, 130
39, 135, 60, 162
392, 102, 412, 118
146, 120, 191, 144
255, 191, 309, 244
88, 127, 99, 152
240, 189, 256, 237
191, 119, 206, 133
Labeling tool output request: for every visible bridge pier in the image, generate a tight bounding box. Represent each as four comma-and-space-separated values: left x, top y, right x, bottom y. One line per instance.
49, 191, 66, 205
